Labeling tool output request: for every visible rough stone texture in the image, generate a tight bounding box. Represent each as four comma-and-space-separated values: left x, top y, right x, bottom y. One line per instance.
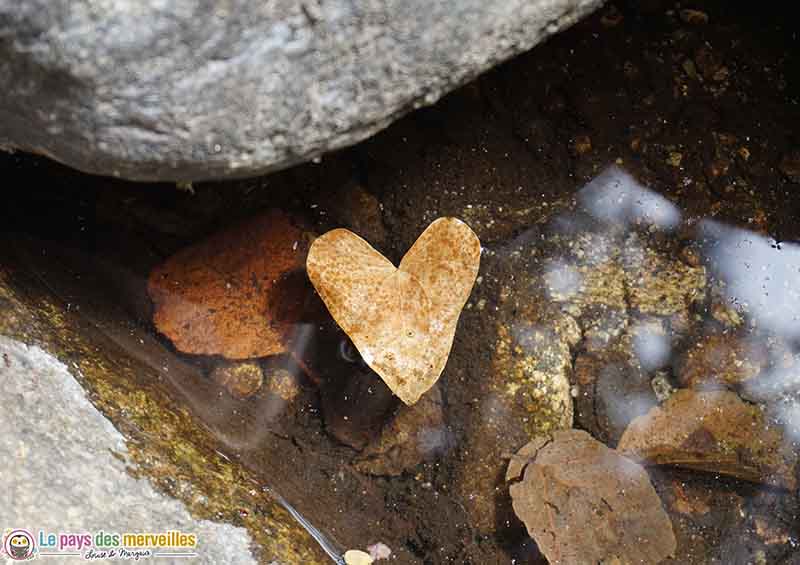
573, 348, 658, 446
619, 389, 799, 490
0, 266, 329, 564
544, 229, 706, 322
0, 0, 603, 181
452, 211, 708, 533
506, 430, 676, 565
678, 333, 768, 390
210, 359, 265, 399
148, 209, 312, 359
454, 273, 580, 532
488, 308, 579, 444
0, 336, 257, 565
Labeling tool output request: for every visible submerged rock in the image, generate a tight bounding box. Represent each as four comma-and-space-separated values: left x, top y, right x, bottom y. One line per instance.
492, 310, 579, 435
507, 430, 676, 565
355, 385, 446, 476
210, 360, 264, 400
455, 296, 579, 531
263, 367, 302, 403
147, 210, 312, 359
678, 332, 768, 390
546, 225, 704, 448
573, 347, 658, 446
0, 268, 330, 563
618, 389, 798, 489
320, 364, 397, 451
454, 216, 706, 532
546, 229, 706, 320
623, 241, 707, 316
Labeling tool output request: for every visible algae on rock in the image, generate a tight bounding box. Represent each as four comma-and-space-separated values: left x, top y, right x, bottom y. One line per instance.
0, 267, 329, 564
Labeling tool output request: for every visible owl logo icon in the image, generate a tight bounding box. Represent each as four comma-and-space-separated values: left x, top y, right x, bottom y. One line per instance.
3, 529, 36, 561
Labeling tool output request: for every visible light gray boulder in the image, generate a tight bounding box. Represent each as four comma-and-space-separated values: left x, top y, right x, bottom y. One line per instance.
0, 336, 258, 565
0, 0, 602, 181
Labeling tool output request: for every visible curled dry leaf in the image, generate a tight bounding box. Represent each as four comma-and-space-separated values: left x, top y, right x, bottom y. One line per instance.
506, 429, 676, 565
306, 218, 480, 405
148, 210, 311, 359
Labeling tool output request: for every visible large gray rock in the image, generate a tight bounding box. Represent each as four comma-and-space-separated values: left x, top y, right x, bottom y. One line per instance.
0, 336, 259, 564
0, 0, 602, 181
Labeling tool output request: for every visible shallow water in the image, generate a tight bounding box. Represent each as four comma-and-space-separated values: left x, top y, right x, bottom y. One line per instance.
2, 1, 799, 564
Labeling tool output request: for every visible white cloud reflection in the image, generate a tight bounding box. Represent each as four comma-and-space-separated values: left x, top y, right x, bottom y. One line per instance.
578, 165, 682, 230
631, 323, 671, 372
700, 220, 800, 340
543, 259, 583, 301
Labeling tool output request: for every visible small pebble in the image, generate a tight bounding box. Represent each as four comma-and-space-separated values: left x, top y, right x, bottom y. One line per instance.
344, 549, 374, 565
573, 135, 592, 155
210, 360, 264, 399
367, 542, 392, 560
651, 372, 675, 402
265, 368, 301, 401
680, 9, 709, 25
667, 152, 683, 168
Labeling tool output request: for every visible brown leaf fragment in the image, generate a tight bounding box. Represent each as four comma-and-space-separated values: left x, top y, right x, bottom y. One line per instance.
306, 217, 480, 405
147, 210, 312, 359
618, 389, 797, 489
680, 9, 709, 25
506, 429, 676, 565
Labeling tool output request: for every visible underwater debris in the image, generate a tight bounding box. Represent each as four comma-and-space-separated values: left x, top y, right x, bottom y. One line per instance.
366, 542, 391, 561
507, 429, 676, 565
147, 209, 312, 359
618, 389, 798, 489
210, 359, 264, 399
678, 333, 767, 390
306, 217, 480, 405
680, 8, 709, 25
343, 549, 374, 565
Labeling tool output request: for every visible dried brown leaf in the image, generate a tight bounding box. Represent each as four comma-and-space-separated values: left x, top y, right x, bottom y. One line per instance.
306, 218, 480, 404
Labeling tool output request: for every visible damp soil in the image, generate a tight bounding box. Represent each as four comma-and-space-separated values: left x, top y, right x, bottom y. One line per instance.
2, 1, 799, 563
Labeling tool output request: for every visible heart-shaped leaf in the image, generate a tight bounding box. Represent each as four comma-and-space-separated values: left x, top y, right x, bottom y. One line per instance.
307, 218, 480, 404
